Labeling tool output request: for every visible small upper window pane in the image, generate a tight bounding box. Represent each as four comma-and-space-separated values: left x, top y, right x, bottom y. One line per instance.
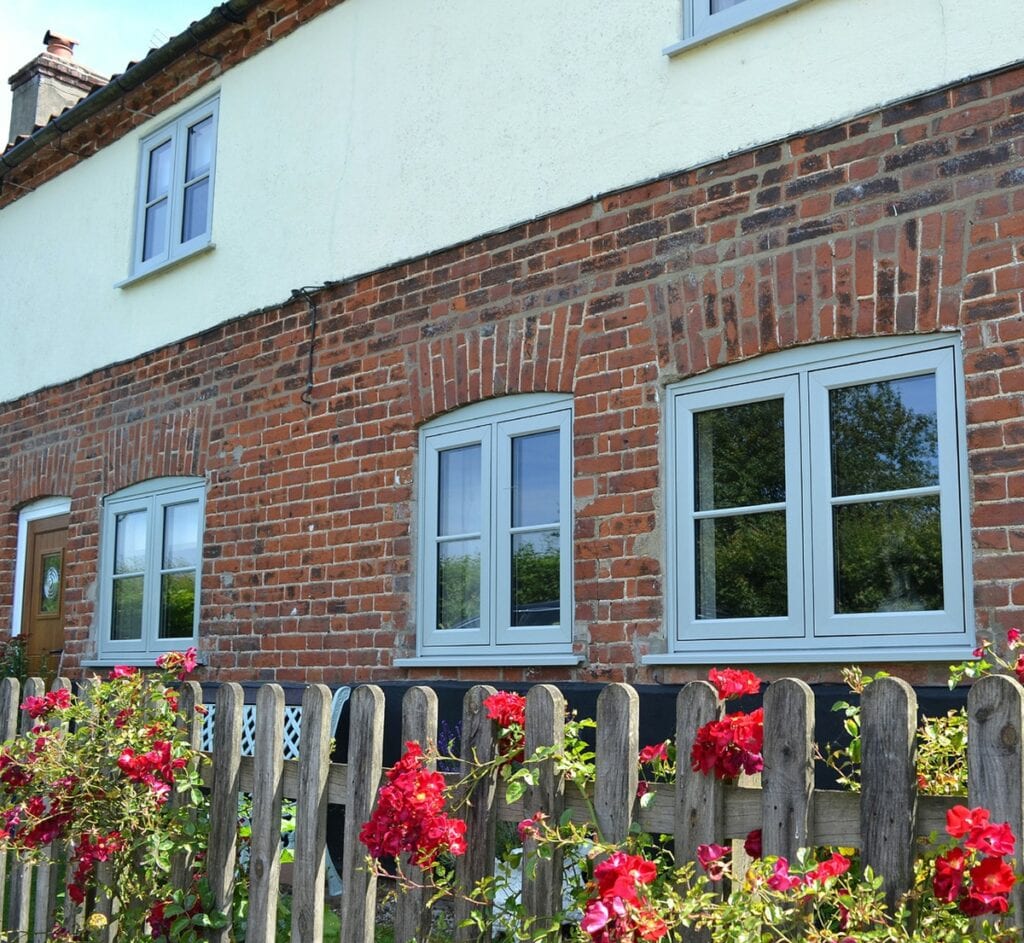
438, 445, 481, 536
163, 502, 199, 569
830, 374, 939, 497
146, 141, 173, 201
186, 117, 214, 180
114, 510, 147, 574
512, 431, 560, 527
711, 0, 747, 11
694, 399, 786, 511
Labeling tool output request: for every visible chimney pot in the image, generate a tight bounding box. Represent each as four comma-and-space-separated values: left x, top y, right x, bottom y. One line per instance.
43, 31, 78, 59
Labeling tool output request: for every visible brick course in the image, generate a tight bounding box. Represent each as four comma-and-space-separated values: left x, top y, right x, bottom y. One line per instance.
4, 62, 1024, 687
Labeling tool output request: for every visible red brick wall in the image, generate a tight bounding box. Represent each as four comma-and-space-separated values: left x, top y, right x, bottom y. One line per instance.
3, 65, 1024, 687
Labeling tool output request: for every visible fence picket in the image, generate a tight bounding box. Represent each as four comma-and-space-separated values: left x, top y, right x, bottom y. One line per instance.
31, 677, 72, 942
248, 684, 285, 943
8, 677, 43, 939
523, 685, 565, 933
0, 677, 18, 936
862, 676, 917, 909
454, 685, 498, 943
290, 683, 332, 943
762, 678, 814, 862
208, 682, 243, 943
395, 686, 439, 943
968, 674, 1024, 926
171, 680, 204, 893
340, 684, 384, 943
595, 683, 639, 846
674, 681, 723, 866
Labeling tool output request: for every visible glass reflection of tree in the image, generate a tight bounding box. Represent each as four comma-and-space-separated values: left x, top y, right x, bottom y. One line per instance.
830, 379, 942, 614
437, 540, 560, 629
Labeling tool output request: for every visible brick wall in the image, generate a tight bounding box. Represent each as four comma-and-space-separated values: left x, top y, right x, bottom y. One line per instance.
3, 64, 1024, 687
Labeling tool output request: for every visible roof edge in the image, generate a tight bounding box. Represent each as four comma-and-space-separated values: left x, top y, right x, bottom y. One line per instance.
0, 0, 261, 179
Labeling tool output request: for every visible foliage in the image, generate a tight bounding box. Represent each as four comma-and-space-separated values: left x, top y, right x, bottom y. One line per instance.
360, 663, 1023, 943
0, 649, 225, 942
0, 635, 29, 687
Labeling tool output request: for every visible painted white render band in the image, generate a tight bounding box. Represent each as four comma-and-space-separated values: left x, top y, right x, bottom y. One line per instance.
0, 0, 1019, 403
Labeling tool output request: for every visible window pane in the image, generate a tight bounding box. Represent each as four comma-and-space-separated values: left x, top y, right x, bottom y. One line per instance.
696, 512, 787, 619
143, 199, 169, 261
185, 116, 214, 179
111, 576, 144, 641
830, 374, 938, 497
437, 540, 481, 629
711, 0, 747, 10
164, 502, 199, 569
511, 531, 560, 626
114, 510, 147, 574
181, 178, 210, 243
146, 140, 173, 201
438, 445, 481, 536
160, 572, 196, 638
833, 496, 942, 613
512, 430, 560, 527
694, 399, 785, 511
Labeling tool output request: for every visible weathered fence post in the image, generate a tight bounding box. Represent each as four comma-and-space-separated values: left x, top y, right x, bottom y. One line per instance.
0, 676, 19, 934
8, 677, 43, 939
291, 683, 333, 943
209, 682, 243, 943
32, 676, 72, 942
340, 684, 385, 943
675, 681, 723, 865
171, 680, 204, 893
247, 684, 285, 943
968, 673, 1024, 925
523, 685, 566, 934
395, 686, 439, 943
674, 680, 723, 943
862, 676, 918, 910
454, 685, 498, 943
595, 683, 639, 846
762, 678, 814, 861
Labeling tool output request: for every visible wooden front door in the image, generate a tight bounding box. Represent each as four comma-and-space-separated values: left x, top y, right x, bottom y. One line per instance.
21, 514, 69, 677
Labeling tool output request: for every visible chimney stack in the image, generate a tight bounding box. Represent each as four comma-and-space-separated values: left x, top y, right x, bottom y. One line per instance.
7, 31, 108, 146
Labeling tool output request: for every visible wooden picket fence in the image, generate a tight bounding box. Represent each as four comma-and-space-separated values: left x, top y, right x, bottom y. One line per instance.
1, 674, 1024, 941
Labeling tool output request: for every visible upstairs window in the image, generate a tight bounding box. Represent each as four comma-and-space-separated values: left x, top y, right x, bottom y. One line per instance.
131, 96, 218, 277
676, 0, 809, 49
661, 336, 972, 663
98, 478, 205, 660
407, 395, 574, 665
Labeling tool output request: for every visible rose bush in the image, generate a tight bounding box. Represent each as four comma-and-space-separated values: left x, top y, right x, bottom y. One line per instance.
0, 648, 224, 942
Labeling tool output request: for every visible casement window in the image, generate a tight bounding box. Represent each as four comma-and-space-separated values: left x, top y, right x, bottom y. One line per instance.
131, 97, 218, 277
98, 478, 205, 660
669, 0, 810, 51
654, 336, 972, 664
399, 395, 576, 667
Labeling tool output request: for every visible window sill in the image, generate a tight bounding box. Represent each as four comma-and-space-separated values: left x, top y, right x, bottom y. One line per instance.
114, 241, 215, 290
644, 644, 977, 666
663, 0, 811, 57
395, 653, 584, 668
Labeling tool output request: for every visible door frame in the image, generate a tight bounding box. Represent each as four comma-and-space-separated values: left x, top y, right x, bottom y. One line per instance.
11, 497, 72, 636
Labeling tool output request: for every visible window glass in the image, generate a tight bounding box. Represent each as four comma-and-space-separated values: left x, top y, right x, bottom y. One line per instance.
133, 98, 217, 274
418, 397, 572, 658
830, 374, 938, 496
694, 399, 785, 510
102, 479, 204, 657
833, 496, 943, 614
668, 338, 969, 659
114, 511, 147, 574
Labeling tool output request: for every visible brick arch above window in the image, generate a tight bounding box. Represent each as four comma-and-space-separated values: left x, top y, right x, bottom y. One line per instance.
406, 305, 584, 426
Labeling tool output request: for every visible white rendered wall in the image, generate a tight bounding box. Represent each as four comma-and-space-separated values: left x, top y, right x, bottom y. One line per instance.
0, 0, 1020, 404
